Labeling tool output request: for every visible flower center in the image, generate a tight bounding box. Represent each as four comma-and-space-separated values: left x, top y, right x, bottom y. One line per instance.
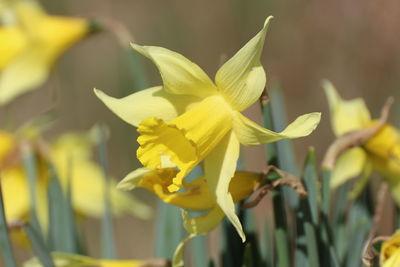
137, 95, 233, 192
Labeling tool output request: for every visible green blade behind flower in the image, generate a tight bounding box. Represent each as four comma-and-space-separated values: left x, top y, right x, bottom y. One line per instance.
0, 179, 17, 267
47, 165, 78, 253
127, 50, 149, 92
154, 201, 184, 258
94, 124, 116, 259
344, 190, 372, 267
298, 148, 320, 267
260, 219, 274, 267
269, 85, 299, 209
187, 166, 208, 267
331, 182, 349, 263
320, 169, 340, 267
22, 143, 43, 239
260, 88, 290, 267
24, 223, 55, 267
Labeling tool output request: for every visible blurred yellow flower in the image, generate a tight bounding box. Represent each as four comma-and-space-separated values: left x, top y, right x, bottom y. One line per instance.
0, 0, 96, 105
380, 231, 400, 267
24, 252, 153, 267
96, 16, 320, 241
118, 167, 262, 266
0, 130, 151, 232
324, 81, 400, 203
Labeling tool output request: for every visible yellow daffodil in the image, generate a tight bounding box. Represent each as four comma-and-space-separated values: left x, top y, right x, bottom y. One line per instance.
24, 252, 163, 267
0, 0, 96, 105
0, 130, 151, 232
380, 231, 400, 267
118, 167, 262, 266
95, 16, 320, 241
324, 81, 400, 203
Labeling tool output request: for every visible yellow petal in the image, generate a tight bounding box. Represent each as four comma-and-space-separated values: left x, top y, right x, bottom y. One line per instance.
364, 124, 400, 162
0, 130, 16, 164
1, 167, 30, 222
117, 167, 153, 191
32, 16, 90, 64
119, 168, 217, 211
382, 253, 400, 267
12, 0, 45, 27
380, 231, 400, 267
389, 182, 400, 209
52, 134, 152, 220
172, 234, 196, 267
0, 49, 48, 105
323, 80, 371, 136
348, 162, 372, 200
229, 171, 262, 202
137, 95, 233, 191
204, 131, 245, 241
14, 2, 89, 59
94, 87, 199, 127
0, 26, 27, 70
181, 207, 225, 235
330, 148, 367, 188
215, 17, 272, 111
175, 207, 224, 267
232, 111, 321, 145
23, 252, 143, 267
131, 43, 217, 98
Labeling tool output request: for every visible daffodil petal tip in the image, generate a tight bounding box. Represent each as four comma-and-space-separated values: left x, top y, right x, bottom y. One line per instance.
264, 16, 274, 27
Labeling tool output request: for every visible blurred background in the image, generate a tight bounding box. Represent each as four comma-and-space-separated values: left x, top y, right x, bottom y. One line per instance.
2, 0, 400, 264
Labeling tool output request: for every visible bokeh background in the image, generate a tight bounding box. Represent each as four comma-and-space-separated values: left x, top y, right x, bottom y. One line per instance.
2, 0, 400, 264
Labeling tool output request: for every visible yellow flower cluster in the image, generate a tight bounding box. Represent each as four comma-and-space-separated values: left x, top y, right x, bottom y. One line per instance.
0, 129, 151, 233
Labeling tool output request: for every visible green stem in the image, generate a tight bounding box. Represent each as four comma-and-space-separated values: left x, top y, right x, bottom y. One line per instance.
0, 180, 17, 267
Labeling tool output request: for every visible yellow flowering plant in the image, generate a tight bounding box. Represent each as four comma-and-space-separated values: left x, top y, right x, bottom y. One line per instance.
0, 0, 97, 105
323, 81, 400, 203
95, 16, 321, 242
24, 252, 167, 267
0, 129, 151, 233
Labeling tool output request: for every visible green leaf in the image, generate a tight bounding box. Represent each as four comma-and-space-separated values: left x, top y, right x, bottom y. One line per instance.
272, 190, 290, 267
22, 143, 43, 238
260, 220, 274, 267
321, 169, 331, 219
154, 201, 184, 258
303, 148, 320, 225
128, 49, 149, 91
260, 84, 291, 267
95, 124, 115, 259
24, 223, 55, 267
188, 166, 208, 266
344, 191, 371, 267
269, 85, 298, 175
47, 165, 78, 253
298, 148, 320, 267
320, 169, 340, 267
0, 182, 17, 267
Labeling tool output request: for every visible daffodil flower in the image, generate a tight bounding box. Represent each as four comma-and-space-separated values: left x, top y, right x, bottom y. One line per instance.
380, 231, 400, 267
95, 17, 321, 241
0, 130, 151, 233
0, 0, 96, 105
324, 81, 400, 203
24, 252, 165, 267
117, 167, 262, 266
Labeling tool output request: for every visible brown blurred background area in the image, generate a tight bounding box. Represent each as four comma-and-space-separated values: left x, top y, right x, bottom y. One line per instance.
2, 0, 400, 261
